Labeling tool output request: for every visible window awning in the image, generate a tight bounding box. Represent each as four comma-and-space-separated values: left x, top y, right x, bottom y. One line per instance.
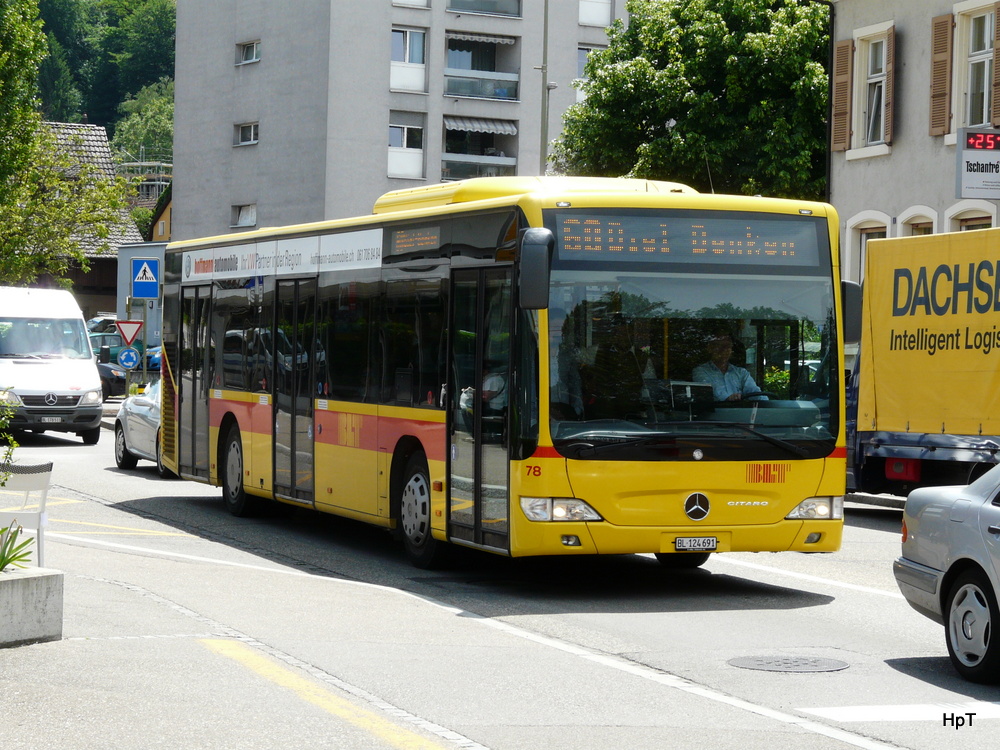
444, 116, 518, 135
445, 31, 516, 45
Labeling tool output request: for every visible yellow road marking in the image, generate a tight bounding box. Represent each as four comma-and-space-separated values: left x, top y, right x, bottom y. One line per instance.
0, 498, 80, 511
200, 639, 448, 750
45, 519, 192, 536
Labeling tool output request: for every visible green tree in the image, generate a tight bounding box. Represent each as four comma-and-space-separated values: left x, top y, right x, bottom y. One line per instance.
109, 77, 173, 161
0, 0, 47, 203
0, 125, 135, 285
552, 0, 830, 200
38, 32, 83, 121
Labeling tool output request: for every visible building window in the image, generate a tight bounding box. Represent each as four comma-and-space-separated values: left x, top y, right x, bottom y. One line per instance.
865, 39, 886, 145
447, 0, 521, 15
579, 0, 611, 27
232, 204, 257, 228
392, 28, 425, 65
832, 22, 895, 153
235, 122, 259, 146
442, 117, 517, 179
391, 28, 427, 92
237, 41, 260, 65
966, 10, 994, 126
961, 215, 992, 229
389, 116, 425, 179
576, 47, 597, 102
444, 34, 519, 100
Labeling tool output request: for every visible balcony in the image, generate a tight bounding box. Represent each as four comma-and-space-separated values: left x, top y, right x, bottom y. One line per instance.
448, 0, 520, 16
444, 69, 518, 100
441, 153, 517, 180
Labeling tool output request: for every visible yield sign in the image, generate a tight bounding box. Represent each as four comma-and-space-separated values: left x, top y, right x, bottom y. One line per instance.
115, 320, 143, 346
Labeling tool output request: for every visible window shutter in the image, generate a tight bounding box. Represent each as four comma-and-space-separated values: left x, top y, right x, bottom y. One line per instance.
884, 26, 896, 144
929, 14, 953, 136
993, 3, 1000, 127
831, 39, 853, 152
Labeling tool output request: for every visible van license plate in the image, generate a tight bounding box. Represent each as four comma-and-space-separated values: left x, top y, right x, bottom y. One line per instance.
40, 417, 61, 423
675, 536, 717, 551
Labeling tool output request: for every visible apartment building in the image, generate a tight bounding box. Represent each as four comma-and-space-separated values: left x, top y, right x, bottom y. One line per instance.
831, 0, 1000, 281
173, 0, 624, 241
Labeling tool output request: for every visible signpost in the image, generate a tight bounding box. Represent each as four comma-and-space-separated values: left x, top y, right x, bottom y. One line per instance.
129, 258, 159, 383
957, 128, 1000, 199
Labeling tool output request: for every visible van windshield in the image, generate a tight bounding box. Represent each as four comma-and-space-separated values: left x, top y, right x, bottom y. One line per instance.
0, 317, 93, 360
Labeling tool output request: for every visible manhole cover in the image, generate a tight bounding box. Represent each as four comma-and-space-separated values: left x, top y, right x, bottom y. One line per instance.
728, 655, 849, 673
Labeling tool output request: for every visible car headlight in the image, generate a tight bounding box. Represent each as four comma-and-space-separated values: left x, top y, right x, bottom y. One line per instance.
520, 497, 603, 522
0, 389, 22, 406
80, 390, 103, 405
786, 496, 843, 520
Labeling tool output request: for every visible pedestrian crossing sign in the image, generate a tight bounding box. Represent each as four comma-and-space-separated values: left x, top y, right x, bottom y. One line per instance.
131, 257, 160, 299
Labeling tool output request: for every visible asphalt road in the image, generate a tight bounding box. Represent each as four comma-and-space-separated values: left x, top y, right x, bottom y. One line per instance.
0, 423, 996, 750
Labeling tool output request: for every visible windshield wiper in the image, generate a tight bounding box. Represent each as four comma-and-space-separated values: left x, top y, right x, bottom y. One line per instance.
694, 421, 811, 458
562, 435, 676, 458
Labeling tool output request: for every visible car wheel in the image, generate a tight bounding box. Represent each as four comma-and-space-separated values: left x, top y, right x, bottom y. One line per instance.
397, 452, 446, 568
155, 430, 175, 479
114, 424, 138, 469
654, 552, 711, 569
81, 426, 101, 446
946, 568, 1000, 683
222, 424, 259, 516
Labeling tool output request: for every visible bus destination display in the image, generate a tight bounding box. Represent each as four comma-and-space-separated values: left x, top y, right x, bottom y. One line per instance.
554, 212, 820, 267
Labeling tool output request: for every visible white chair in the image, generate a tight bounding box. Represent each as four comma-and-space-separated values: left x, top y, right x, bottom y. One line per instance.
0, 461, 53, 567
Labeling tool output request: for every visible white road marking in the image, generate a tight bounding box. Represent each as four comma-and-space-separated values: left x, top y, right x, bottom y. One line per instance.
710, 555, 906, 599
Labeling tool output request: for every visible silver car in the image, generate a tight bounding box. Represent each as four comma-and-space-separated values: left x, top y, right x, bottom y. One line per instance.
114, 380, 174, 478
893, 465, 1000, 683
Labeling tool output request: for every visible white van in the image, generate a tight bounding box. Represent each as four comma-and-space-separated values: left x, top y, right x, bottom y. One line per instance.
0, 287, 104, 444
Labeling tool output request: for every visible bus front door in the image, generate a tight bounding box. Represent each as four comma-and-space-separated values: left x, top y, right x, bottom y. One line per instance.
273, 279, 316, 505
449, 268, 512, 553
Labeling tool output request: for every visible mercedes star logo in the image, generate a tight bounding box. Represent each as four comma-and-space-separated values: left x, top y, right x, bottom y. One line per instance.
44, 393, 58, 406
684, 492, 710, 521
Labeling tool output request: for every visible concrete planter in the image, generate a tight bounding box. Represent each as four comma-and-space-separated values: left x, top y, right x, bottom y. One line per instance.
0, 567, 64, 647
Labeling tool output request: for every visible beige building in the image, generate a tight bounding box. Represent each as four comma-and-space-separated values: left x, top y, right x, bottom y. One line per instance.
831, 0, 1000, 281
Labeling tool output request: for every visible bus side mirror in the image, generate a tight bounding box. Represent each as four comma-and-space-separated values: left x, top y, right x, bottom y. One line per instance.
842, 280, 862, 345
519, 228, 552, 310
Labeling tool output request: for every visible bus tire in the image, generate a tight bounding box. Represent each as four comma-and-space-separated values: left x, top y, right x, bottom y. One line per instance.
654, 552, 710, 570
222, 424, 259, 516
398, 452, 445, 569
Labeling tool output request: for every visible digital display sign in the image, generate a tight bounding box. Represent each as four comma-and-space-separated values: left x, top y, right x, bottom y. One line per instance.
966, 131, 1000, 150
390, 226, 441, 255
552, 211, 821, 267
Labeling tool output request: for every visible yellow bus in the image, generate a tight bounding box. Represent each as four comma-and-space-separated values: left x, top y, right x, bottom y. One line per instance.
159, 176, 858, 568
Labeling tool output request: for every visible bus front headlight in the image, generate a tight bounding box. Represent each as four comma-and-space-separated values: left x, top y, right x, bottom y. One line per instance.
520, 497, 602, 522
786, 496, 843, 520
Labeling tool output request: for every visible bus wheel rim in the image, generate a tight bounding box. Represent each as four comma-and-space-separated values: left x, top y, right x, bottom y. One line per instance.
400, 473, 429, 544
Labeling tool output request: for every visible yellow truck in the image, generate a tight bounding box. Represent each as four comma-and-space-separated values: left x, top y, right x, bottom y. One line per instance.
848, 228, 1000, 498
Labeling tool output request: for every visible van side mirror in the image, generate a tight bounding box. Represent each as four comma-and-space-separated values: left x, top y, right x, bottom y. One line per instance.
842, 280, 862, 345
519, 228, 553, 310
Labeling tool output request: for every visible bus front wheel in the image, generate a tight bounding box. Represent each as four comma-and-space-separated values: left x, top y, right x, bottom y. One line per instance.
222, 425, 258, 516
398, 452, 445, 568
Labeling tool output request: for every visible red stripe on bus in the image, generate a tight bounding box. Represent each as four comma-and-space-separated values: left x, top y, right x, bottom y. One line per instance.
531, 446, 563, 458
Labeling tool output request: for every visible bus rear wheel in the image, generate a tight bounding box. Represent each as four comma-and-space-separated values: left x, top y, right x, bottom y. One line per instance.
222, 424, 259, 516
398, 452, 445, 569
654, 552, 710, 569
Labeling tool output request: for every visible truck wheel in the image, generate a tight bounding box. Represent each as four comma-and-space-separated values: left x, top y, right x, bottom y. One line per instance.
946, 568, 1000, 683
222, 424, 259, 516
81, 427, 101, 445
397, 452, 446, 568
114, 424, 138, 469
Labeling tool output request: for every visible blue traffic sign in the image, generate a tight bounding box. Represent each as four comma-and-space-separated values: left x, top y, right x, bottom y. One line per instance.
131, 257, 160, 299
117, 346, 141, 370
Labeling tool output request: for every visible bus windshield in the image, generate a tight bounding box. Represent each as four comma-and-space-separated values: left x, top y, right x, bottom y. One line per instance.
545, 208, 838, 461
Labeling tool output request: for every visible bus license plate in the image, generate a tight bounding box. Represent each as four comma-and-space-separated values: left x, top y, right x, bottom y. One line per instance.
675, 536, 717, 551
